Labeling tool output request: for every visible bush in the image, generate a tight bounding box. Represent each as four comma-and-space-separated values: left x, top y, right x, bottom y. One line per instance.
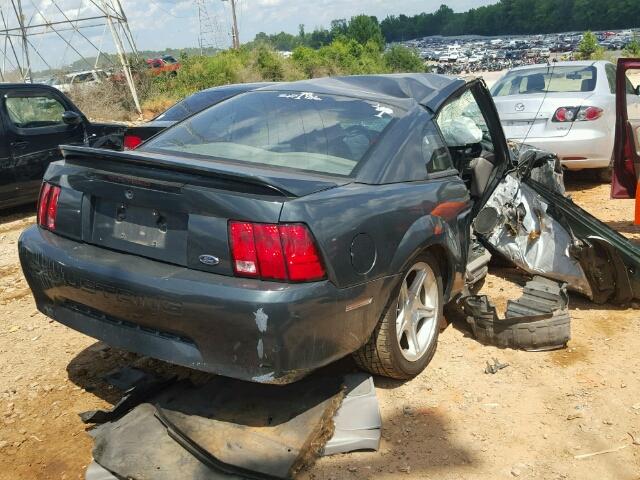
384, 45, 426, 73
117, 36, 431, 119
624, 34, 640, 57
577, 31, 605, 60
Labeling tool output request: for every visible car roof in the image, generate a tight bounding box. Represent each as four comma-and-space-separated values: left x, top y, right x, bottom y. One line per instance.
199, 82, 275, 94
65, 70, 102, 78
0, 83, 66, 92
258, 74, 466, 111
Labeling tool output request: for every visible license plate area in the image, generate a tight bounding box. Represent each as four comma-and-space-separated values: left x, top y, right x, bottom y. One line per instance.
92, 198, 188, 265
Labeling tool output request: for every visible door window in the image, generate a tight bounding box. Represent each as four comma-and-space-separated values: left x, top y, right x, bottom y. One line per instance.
626, 70, 640, 121
423, 122, 454, 174
5, 95, 66, 129
605, 63, 616, 94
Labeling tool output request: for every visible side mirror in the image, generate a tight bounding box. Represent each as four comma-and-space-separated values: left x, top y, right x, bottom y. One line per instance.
635, 85, 640, 96
62, 110, 82, 126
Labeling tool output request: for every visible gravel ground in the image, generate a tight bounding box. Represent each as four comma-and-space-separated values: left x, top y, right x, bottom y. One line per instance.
0, 173, 638, 480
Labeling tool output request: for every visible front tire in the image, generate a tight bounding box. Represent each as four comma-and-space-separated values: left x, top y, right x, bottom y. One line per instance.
353, 253, 443, 380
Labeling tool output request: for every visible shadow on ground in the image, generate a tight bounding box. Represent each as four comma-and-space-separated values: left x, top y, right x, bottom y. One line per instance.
0, 203, 36, 223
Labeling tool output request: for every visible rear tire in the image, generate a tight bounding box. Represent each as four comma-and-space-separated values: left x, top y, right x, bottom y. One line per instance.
353, 253, 443, 380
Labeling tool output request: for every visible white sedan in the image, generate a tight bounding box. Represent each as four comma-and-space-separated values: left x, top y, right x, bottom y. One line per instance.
491, 60, 640, 181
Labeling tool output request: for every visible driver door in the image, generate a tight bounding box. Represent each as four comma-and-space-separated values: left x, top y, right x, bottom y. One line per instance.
2, 88, 85, 203
611, 58, 640, 199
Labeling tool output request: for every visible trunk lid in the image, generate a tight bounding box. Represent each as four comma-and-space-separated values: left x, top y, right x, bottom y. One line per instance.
50, 146, 347, 275
494, 92, 595, 139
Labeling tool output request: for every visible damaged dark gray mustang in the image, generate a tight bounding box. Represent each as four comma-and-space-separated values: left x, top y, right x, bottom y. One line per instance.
18, 74, 513, 384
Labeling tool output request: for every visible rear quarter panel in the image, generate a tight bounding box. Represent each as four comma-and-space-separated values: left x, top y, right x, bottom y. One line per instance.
279, 177, 472, 298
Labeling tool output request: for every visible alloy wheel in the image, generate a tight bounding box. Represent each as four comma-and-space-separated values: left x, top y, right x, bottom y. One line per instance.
395, 261, 439, 362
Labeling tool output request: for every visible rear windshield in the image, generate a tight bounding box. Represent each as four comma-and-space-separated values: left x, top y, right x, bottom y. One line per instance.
143, 91, 398, 176
154, 90, 238, 122
491, 65, 598, 96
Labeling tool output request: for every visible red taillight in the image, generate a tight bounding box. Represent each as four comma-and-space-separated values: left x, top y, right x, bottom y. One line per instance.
553, 106, 603, 122
229, 222, 259, 277
580, 106, 603, 121
37, 182, 61, 231
553, 107, 572, 122
254, 224, 287, 280
278, 225, 326, 282
123, 134, 143, 150
229, 221, 325, 282
37, 183, 51, 226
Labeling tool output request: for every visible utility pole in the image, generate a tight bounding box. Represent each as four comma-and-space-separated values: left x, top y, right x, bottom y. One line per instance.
222, 0, 239, 49
230, 0, 239, 49
12, 0, 32, 82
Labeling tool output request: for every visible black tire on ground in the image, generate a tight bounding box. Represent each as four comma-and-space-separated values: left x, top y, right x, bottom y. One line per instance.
353, 252, 443, 380
595, 166, 612, 183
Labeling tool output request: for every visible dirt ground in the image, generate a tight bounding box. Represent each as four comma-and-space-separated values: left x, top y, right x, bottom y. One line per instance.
0, 173, 639, 480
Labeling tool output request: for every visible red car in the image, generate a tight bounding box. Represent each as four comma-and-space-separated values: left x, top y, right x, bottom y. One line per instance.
611, 58, 640, 222
146, 55, 181, 76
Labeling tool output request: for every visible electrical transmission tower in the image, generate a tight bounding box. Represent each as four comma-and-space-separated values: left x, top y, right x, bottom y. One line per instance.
195, 0, 227, 54
0, 0, 142, 113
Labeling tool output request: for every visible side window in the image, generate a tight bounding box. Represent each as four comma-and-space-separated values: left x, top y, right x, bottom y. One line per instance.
605, 64, 616, 94
436, 89, 494, 152
5, 95, 66, 129
625, 72, 637, 96
423, 122, 453, 174
626, 70, 640, 121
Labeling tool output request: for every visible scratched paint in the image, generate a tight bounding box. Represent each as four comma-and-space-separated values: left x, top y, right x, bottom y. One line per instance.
257, 338, 264, 359
252, 372, 275, 383
254, 308, 268, 333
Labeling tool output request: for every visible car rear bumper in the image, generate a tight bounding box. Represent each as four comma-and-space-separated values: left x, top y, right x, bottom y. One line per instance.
18, 226, 394, 384
512, 128, 613, 170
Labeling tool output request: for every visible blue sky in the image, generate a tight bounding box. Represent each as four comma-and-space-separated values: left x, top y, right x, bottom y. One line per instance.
125, 0, 495, 50
2, 0, 495, 71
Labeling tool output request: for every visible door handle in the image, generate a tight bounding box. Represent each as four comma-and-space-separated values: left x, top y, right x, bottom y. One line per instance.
10, 141, 28, 149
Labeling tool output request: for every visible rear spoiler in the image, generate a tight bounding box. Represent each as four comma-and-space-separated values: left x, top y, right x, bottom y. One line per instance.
60, 145, 346, 198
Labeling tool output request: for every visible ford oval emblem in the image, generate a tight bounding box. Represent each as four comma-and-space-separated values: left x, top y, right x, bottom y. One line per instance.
124, 189, 134, 200
514, 102, 525, 112
199, 254, 220, 266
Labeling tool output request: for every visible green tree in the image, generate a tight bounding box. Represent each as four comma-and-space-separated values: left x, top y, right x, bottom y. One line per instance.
624, 34, 640, 57
384, 45, 425, 72
577, 31, 604, 60
346, 15, 385, 51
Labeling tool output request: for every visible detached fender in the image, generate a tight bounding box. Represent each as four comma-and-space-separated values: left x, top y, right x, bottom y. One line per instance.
388, 214, 465, 301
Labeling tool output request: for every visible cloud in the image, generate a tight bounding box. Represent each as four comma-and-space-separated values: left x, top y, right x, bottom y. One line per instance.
2, 0, 495, 71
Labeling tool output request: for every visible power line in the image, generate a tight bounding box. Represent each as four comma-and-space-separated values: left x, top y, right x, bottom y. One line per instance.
0, 0, 142, 113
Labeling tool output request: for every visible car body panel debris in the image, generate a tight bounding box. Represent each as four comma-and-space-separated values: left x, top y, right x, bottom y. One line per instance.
83, 373, 380, 479
485, 358, 509, 374
526, 177, 640, 303
84, 373, 380, 479
463, 276, 571, 351
477, 146, 640, 303
322, 373, 381, 456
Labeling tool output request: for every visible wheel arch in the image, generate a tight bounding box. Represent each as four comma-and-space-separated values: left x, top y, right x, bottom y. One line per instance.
388, 213, 462, 301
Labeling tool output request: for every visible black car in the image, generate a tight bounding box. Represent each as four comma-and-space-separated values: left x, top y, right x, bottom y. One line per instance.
0, 84, 124, 209
123, 82, 272, 149
19, 74, 509, 384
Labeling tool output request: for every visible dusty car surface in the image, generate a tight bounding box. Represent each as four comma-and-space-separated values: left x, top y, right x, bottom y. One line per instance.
492, 60, 640, 180
18, 74, 511, 384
